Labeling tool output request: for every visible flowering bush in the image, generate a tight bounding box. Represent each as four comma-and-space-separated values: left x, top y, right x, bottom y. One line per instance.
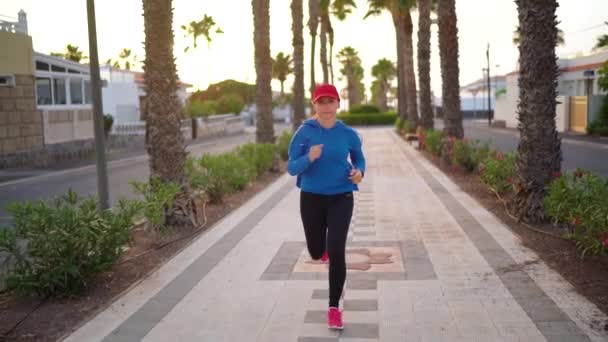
479, 152, 517, 194
544, 169, 608, 257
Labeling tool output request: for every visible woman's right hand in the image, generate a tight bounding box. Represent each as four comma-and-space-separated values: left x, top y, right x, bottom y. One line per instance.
308, 144, 323, 162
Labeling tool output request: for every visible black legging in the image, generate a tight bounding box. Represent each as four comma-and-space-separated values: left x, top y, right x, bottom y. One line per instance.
300, 191, 353, 308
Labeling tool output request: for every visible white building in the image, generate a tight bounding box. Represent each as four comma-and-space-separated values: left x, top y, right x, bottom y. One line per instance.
99, 66, 193, 124
495, 49, 608, 133
460, 75, 507, 119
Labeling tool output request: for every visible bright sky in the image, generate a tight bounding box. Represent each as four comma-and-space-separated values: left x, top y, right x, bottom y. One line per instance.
2, 0, 607, 98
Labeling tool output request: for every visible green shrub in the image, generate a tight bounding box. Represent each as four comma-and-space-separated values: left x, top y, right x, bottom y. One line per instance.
0, 191, 140, 297
103, 114, 114, 137
544, 170, 608, 257
131, 178, 181, 231
452, 139, 476, 172
337, 112, 397, 126
187, 153, 256, 203
217, 93, 245, 114
276, 130, 293, 161
452, 139, 491, 173
424, 130, 444, 156
472, 141, 491, 166
349, 104, 381, 114
479, 152, 517, 194
395, 118, 412, 134
235, 143, 276, 177
395, 117, 403, 132
200, 100, 219, 117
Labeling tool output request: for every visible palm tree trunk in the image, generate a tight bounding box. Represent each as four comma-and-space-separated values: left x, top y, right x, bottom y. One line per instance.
418, 0, 433, 130
392, 10, 407, 123
328, 21, 335, 84
347, 68, 356, 109
403, 10, 419, 129
280, 80, 285, 98
320, 15, 330, 84
291, 0, 305, 129
380, 80, 388, 112
142, 0, 193, 227
253, 0, 274, 143
513, 0, 562, 223
438, 0, 463, 138
308, 0, 320, 97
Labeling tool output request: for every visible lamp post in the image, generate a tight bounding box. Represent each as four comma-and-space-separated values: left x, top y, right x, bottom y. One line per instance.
86, 0, 110, 210
486, 43, 492, 126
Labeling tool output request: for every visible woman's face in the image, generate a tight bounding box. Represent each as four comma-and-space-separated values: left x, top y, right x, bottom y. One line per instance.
313, 97, 340, 121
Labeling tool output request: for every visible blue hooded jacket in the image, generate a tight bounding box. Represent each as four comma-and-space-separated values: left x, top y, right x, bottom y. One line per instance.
287, 119, 366, 195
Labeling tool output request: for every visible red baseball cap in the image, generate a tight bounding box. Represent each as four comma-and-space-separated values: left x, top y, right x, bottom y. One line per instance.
313, 84, 340, 103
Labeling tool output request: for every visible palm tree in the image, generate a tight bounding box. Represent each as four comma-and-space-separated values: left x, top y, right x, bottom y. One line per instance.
437, 0, 463, 138
594, 22, 608, 50
181, 14, 223, 139
308, 0, 320, 96
320, 0, 331, 83
366, 0, 418, 128
252, 0, 274, 143
337, 46, 364, 108
272, 52, 294, 99
291, 0, 306, 129
513, 25, 564, 46
142, 0, 193, 227
330, 0, 357, 84
512, 0, 562, 224
182, 15, 223, 53
371, 58, 396, 111
51, 44, 87, 63
118, 48, 134, 70
417, 0, 434, 130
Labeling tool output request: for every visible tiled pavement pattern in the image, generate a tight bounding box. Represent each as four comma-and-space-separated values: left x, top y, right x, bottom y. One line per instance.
63, 128, 608, 342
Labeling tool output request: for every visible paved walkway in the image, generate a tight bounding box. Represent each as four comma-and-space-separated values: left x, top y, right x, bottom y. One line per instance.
63, 128, 608, 342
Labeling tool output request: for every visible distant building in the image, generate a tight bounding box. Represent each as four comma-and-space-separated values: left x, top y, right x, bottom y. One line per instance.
460, 75, 507, 119
495, 49, 608, 133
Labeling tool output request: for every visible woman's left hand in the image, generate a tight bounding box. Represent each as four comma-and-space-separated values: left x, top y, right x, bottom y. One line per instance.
349, 169, 363, 184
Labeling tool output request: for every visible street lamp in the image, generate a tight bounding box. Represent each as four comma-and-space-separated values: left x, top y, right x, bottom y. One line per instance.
86, 0, 110, 211
486, 43, 492, 127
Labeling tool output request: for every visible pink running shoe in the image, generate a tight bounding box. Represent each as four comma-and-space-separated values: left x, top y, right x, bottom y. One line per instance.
327, 307, 344, 330
321, 250, 329, 263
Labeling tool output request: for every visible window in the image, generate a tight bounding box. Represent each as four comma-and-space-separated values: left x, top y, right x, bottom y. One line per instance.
68, 69, 80, 74
51, 65, 66, 73
70, 79, 83, 104
84, 80, 92, 104
36, 77, 52, 105
36, 61, 49, 71
53, 78, 67, 105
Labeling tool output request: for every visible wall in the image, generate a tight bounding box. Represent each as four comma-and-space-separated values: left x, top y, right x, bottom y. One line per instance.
0, 75, 43, 155
42, 108, 94, 144
588, 95, 606, 124
101, 82, 140, 123
555, 96, 569, 133
0, 31, 34, 75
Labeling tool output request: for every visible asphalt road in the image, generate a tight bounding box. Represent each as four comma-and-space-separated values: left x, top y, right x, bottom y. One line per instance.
0, 132, 258, 225
437, 119, 608, 178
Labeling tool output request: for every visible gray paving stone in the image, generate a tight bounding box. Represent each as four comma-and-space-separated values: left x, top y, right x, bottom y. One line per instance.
346, 279, 377, 290
298, 337, 338, 342
341, 323, 379, 339
344, 299, 378, 311
354, 231, 376, 236
305, 310, 327, 323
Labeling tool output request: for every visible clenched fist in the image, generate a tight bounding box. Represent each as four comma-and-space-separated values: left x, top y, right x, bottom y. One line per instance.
308, 144, 323, 162
349, 169, 363, 184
